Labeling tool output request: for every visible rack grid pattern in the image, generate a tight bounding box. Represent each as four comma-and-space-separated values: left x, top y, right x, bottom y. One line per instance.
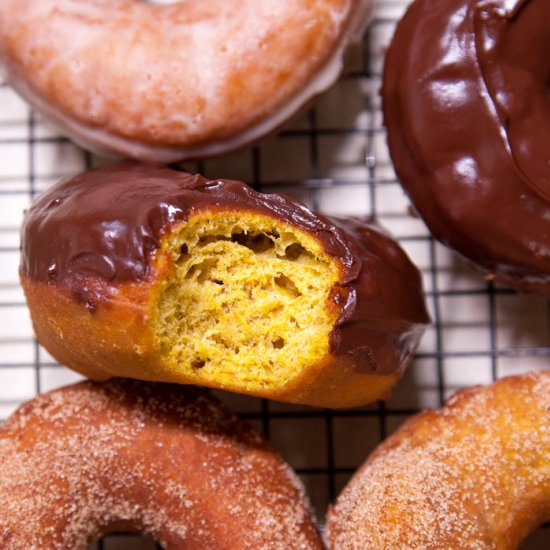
0, 1, 548, 548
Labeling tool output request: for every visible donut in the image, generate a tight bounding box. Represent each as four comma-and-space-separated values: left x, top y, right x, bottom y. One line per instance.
382, 0, 550, 295
0, 378, 323, 549
326, 371, 550, 548
19, 162, 429, 409
0, 0, 373, 162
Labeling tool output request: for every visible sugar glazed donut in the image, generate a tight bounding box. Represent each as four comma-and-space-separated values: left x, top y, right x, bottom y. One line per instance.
19, 163, 429, 409
0, 0, 373, 162
0, 379, 323, 549
383, 0, 550, 295
326, 372, 550, 549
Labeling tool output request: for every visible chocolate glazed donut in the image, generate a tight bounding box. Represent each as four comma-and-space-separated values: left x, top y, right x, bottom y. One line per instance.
19, 163, 429, 408
383, 0, 550, 295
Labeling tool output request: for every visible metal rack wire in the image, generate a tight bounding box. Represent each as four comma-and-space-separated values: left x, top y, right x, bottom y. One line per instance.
0, 1, 548, 548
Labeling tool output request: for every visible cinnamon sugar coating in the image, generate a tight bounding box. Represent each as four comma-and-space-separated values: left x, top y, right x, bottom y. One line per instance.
0, 379, 323, 549
326, 372, 550, 549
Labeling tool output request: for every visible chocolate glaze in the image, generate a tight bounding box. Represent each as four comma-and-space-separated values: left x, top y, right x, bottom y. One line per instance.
20, 162, 429, 373
383, 0, 550, 295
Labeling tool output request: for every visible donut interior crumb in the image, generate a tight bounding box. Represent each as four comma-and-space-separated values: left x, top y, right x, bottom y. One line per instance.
154, 211, 341, 391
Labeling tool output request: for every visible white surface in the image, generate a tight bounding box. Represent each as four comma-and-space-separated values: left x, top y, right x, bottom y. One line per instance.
0, 0, 548, 547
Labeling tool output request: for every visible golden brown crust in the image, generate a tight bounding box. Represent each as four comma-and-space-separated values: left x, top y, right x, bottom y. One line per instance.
326, 372, 550, 549
0, 379, 323, 549
21, 274, 400, 408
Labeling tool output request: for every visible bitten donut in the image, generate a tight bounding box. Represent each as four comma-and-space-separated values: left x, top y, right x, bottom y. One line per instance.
19, 162, 429, 409
0, 378, 323, 549
0, 0, 372, 162
326, 372, 550, 549
383, 0, 550, 295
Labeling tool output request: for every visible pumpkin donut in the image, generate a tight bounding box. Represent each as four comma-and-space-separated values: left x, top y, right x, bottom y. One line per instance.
0, 0, 373, 161
326, 371, 550, 549
19, 162, 429, 409
0, 378, 323, 549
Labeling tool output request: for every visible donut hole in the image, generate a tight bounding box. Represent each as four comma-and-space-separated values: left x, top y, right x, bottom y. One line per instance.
89, 534, 159, 549
154, 212, 341, 391
520, 526, 550, 549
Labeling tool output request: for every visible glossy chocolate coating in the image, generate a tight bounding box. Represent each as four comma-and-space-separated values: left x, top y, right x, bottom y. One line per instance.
20, 162, 429, 372
383, 0, 550, 294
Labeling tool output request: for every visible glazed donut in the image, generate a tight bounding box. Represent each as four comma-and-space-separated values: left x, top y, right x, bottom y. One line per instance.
383, 0, 550, 295
326, 371, 550, 549
0, 378, 323, 549
0, 0, 372, 162
19, 162, 429, 409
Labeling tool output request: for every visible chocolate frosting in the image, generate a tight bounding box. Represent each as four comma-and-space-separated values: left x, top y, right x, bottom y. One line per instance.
20, 162, 429, 372
383, 0, 550, 294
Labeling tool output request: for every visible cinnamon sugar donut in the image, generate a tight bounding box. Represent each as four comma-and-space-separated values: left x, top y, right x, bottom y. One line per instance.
19, 162, 429, 409
383, 0, 550, 295
326, 372, 550, 549
0, 0, 373, 162
0, 378, 323, 549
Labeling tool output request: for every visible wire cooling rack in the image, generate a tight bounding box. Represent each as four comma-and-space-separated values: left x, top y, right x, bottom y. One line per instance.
0, 1, 549, 548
